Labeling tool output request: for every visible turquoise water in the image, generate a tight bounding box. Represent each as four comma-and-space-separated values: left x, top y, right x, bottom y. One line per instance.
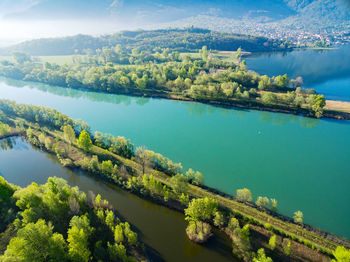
245, 45, 350, 101
0, 78, 350, 239
0, 137, 234, 262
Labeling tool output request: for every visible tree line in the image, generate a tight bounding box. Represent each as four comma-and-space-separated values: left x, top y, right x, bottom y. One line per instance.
0, 45, 326, 117
0, 28, 291, 56
1, 99, 347, 261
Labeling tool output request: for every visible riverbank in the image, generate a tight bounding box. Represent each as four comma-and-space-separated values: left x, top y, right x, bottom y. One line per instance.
2, 132, 345, 262
7, 127, 346, 259
2, 131, 340, 261
4, 75, 350, 120
0, 129, 23, 140
1, 100, 349, 261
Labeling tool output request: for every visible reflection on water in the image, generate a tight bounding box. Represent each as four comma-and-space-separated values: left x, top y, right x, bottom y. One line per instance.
1, 77, 321, 128
0, 136, 29, 151
0, 77, 143, 106
246, 45, 350, 86
1, 78, 350, 240
0, 136, 236, 262
245, 45, 350, 101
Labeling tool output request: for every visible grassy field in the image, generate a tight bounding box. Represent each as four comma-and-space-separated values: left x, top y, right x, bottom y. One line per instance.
36, 55, 78, 65
0, 55, 83, 65
325, 100, 350, 113
180, 51, 247, 62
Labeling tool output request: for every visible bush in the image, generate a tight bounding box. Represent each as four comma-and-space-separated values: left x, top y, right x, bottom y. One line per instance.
236, 188, 252, 202
269, 235, 276, 250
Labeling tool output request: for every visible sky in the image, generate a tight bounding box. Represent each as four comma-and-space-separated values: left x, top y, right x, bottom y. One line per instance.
0, 0, 298, 45
0, 0, 349, 46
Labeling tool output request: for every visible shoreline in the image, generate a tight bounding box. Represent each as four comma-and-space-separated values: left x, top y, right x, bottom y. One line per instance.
2, 77, 350, 120
2, 132, 350, 249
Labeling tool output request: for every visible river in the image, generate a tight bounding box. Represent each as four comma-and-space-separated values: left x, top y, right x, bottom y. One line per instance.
0, 136, 235, 262
245, 45, 350, 101
1, 77, 349, 240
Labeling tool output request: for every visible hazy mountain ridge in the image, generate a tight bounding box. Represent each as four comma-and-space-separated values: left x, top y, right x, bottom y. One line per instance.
0, 28, 290, 56
0, 0, 349, 48
164, 0, 350, 45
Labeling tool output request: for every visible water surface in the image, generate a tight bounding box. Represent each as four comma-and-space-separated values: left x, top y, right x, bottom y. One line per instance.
0, 78, 349, 239
0, 136, 234, 262
245, 45, 350, 101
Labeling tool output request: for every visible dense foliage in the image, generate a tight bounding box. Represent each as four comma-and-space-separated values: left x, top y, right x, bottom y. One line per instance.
0, 44, 326, 117
0, 177, 144, 261
1, 100, 348, 261
0, 28, 291, 56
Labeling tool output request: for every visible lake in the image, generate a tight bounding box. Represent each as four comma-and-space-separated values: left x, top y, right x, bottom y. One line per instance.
0, 136, 234, 262
245, 45, 350, 101
1, 78, 349, 239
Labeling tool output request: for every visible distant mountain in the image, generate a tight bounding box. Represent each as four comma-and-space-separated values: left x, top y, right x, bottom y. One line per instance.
0, 0, 348, 46
0, 28, 290, 56
163, 0, 350, 45
1, 0, 296, 22
284, 0, 350, 27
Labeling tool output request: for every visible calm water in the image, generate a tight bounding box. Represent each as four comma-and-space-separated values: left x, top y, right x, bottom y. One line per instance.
0, 136, 234, 262
0, 78, 350, 240
245, 45, 350, 101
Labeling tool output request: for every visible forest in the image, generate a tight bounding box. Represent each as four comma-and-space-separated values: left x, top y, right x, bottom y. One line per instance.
0, 28, 292, 56
0, 176, 146, 261
0, 43, 327, 118
0, 99, 349, 262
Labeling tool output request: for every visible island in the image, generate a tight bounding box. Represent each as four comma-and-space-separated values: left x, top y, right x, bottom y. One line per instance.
0, 29, 349, 120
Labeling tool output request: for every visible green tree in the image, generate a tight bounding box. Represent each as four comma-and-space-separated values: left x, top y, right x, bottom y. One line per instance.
101, 160, 114, 176
258, 75, 271, 90
284, 241, 291, 256
261, 92, 277, 104
236, 188, 253, 202
123, 222, 138, 246
185, 197, 218, 223
241, 224, 250, 243
105, 210, 115, 230
293, 210, 303, 224
185, 168, 195, 180
306, 94, 326, 118
332, 246, 350, 262
114, 224, 124, 243
135, 146, 153, 175
273, 74, 289, 88
227, 217, 240, 233
0, 121, 11, 136
108, 243, 127, 261
170, 174, 189, 195
213, 211, 225, 227
269, 235, 276, 250
253, 248, 273, 262
200, 46, 208, 61
256, 196, 270, 209
67, 215, 93, 262
67, 226, 90, 262
193, 171, 204, 185
63, 125, 76, 144
270, 198, 278, 211
2, 219, 67, 261
12, 51, 31, 64
179, 193, 190, 206
77, 130, 92, 151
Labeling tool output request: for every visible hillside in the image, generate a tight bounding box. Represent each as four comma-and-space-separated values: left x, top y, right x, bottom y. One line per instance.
166, 0, 350, 45
0, 28, 291, 56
